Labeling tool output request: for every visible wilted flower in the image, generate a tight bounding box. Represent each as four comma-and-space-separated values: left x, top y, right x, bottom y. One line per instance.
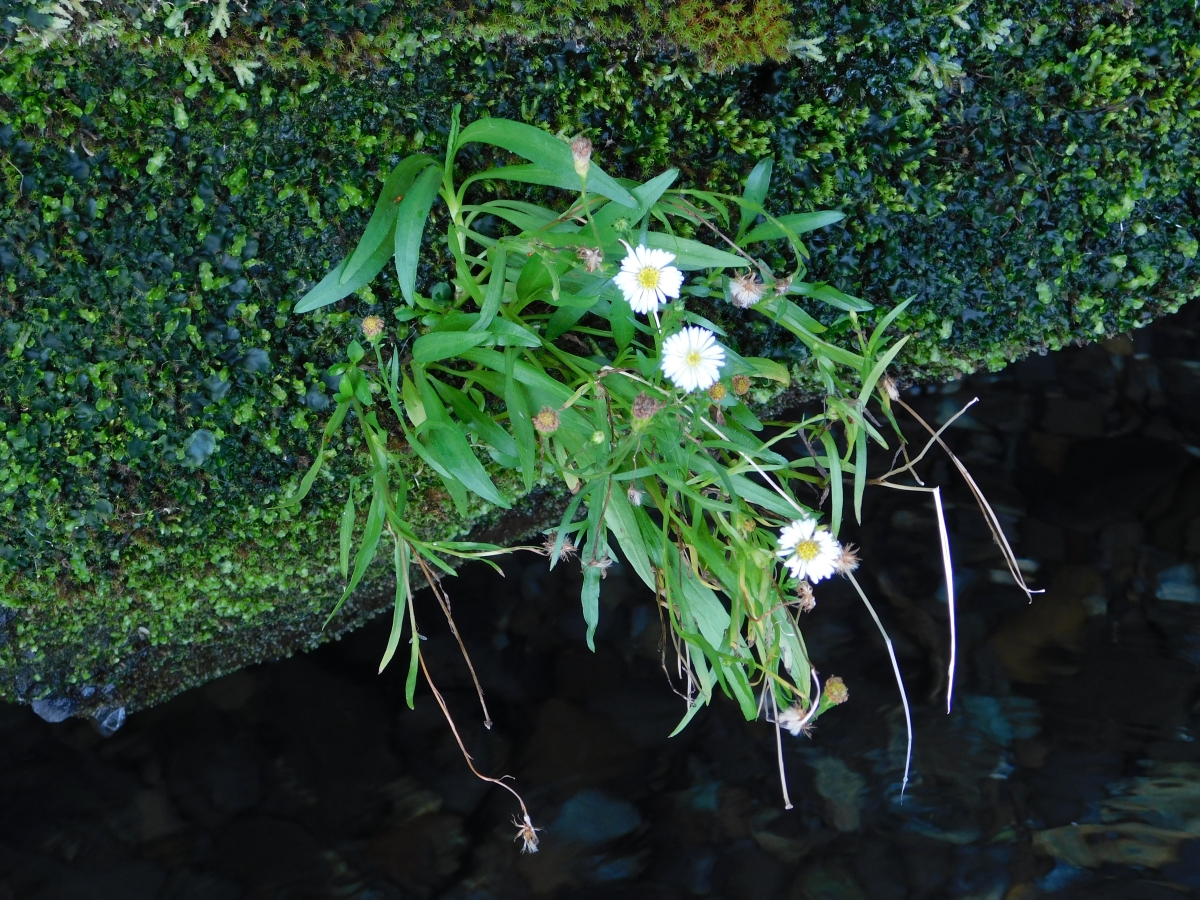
513, 814, 542, 853
776, 515, 840, 583
835, 543, 861, 576
614, 242, 684, 315
772, 275, 792, 296
570, 135, 592, 178
795, 580, 816, 612
632, 392, 664, 420
532, 406, 560, 434
731, 374, 751, 396
360, 315, 384, 341
730, 271, 765, 308
777, 704, 814, 737
576, 245, 604, 273
627, 485, 645, 506
708, 382, 727, 402
660, 326, 725, 393
823, 676, 849, 706
881, 375, 900, 401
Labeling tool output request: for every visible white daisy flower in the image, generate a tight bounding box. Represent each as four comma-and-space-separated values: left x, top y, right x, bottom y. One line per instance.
660, 326, 725, 392
613, 242, 684, 315
776, 516, 840, 583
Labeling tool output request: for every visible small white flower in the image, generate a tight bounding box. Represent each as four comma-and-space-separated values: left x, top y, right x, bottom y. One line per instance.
613, 242, 684, 315
660, 326, 725, 392
730, 271, 765, 308
776, 516, 840, 583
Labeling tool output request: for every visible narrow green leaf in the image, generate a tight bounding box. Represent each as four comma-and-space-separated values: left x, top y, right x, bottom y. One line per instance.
608, 295, 635, 350
859, 334, 910, 408
867, 297, 914, 359
643, 233, 745, 271
790, 281, 874, 313
604, 485, 655, 590
470, 244, 507, 333
819, 431, 843, 536
487, 317, 541, 347
592, 168, 679, 231
394, 164, 444, 305
424, 423, 510, 508
280, 401, 349, 505
742, 211, 846, 244
455, 118, 636, 207
338, 489, 355, 579
737, 157, 773, 240
342, 155, 436, 285
505, 351, 536, 492
326, 486, 385, 624
295, 236, 394, 314
411, 330, 492, 363
854, 422, 868, 525
581, 565, 602, 652
378, 537, 409, 673
401, 373, 426, 427
431, 377, 519, 458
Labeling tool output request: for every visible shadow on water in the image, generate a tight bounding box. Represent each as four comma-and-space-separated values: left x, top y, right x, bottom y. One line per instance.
4, 303, 1200, 899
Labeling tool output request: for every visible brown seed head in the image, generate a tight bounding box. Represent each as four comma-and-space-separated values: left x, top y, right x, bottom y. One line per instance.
571, 135, 592, 178
632, 392, 664, 421
730, 271, 765, 308
708, 381, 727, 402
823, 676, 849, 706
533, 406, 560, 434
835, 543, 861, 576
360, 315, 385, 341
627, 485, 645, 506
576, 245, 604, 273
773, 276, 793, 296
796, 580, 816, 613
731, 374, 751, 396
881, 375, 900, 401
513, 814, 542, 854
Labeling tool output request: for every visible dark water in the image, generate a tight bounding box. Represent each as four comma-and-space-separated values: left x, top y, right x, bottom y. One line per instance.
4, 305, 1200, 900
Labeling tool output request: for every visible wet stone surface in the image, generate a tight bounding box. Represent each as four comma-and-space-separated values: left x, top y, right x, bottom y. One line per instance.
3, 303, 1200, 899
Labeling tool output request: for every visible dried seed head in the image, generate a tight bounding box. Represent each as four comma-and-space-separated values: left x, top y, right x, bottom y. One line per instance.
627, 485, 645, 506
577, 245, 604, 273
731, 374, 751, 396
513, 814, 542, 853
881, 375, 900, 401
632, 392, 664, 421
543, 536, 578, 560
360, 315, 385, 341
823, 676, 849, 706
796, 580, 816, 613
730, 271, 765, 308
708, 381, 727, 402
777, 704, 812, 737
533, 406, 560, 434
835, 543, 861, 576
571, 135, 592, 178
773, 275, 792, 296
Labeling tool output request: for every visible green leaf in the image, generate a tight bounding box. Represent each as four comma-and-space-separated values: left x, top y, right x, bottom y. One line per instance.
487, 317, 541, 347
680, 565, 731, 651
455, 117, 636, 207
726, 473, 805, 519
866, 297, 914, 360
341, 155, 436, 285
742, 211, 846, 244
280, 401, 349, 504
608, 295, 635, 350
505, 351, 536, 493
338, 490, 355, 579
295, 238, 393, 314
401, 374, 426, 427
378, 536, 409, 673
581, 565, 602, 651
431, 377, 519, 459
604, 483, 655, 590
756, 295, 827, 335
859, 334, 909, 408
644, 233, 745, 271
853, 421, 868, 525
738, 157, 773, 240
394, 164, 444, 305
424, 423, 510, 508
790, 281, 874, 313
819, 430, 843, 536
470, 244, 507, 333
326, 485, 385, 623
593, 168, 679, 231
742, 356, 790, 386
411, 330, 492, 363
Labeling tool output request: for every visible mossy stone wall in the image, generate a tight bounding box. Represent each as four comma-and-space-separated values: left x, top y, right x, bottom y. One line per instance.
1, 0, 1197, 719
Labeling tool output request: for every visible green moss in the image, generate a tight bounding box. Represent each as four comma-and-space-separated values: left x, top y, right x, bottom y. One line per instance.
1, 0, 1197, 713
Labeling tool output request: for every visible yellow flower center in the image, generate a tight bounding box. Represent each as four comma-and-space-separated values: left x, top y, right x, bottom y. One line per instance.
637, 266, 661, 289
686, 350, 703, 367
794, 539, 820, 561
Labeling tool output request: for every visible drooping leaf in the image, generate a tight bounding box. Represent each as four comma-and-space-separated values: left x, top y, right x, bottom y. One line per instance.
341, 155, 436, 285
455, 118, 636, 208
394, 164, 444, 305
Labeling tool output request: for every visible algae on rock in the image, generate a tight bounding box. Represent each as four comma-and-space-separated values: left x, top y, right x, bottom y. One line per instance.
1, 0, 1197, 718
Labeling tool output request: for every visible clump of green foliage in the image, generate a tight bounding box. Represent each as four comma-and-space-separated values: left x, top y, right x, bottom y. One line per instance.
0, 0, 1196, 717
292, 109, 922, 829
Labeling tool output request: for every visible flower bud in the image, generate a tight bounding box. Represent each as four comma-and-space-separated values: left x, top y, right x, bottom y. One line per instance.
731, 374, 751, 396
533, 406, 560, 434
823, 676, 849, 705
571, 135, 592, 179
360, 315, 384, 342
